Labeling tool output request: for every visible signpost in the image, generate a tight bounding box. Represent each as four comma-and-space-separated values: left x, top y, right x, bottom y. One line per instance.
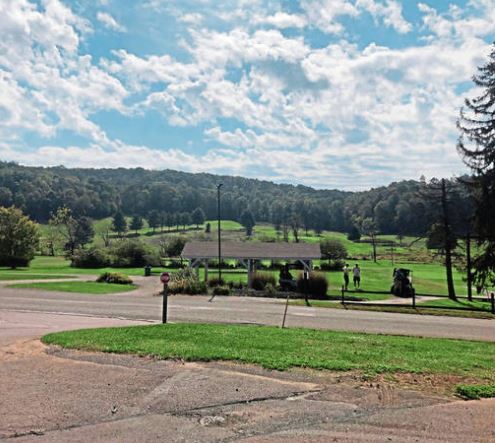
160, 272, 170, 324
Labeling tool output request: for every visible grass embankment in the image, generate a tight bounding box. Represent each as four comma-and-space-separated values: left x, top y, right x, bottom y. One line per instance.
10, 281, 137, 295
42, 323, 495, 381
289, 300, 495, 320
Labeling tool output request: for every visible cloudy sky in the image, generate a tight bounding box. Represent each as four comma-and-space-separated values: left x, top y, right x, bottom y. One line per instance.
0, 0, 493, 189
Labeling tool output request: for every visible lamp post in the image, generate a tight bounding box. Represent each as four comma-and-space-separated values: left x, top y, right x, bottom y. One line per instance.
217, 183, 223, 282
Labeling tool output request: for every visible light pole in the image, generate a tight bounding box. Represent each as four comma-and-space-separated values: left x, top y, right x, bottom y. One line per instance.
217, 183, 223, 282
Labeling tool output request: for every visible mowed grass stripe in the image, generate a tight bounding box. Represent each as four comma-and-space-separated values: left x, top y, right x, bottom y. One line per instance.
42, 323, 495, 378
10, 281, 137, 294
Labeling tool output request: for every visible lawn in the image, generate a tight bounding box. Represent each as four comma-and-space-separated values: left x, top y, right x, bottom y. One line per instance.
10, 281, 137, 294
419, 298, 493, 312
42, 323, 495, 380
0, 273, 71, 281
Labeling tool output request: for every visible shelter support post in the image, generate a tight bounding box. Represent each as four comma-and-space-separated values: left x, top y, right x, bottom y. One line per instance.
204, 259, 209, 282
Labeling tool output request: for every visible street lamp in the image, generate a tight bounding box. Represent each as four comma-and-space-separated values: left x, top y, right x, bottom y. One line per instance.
217, 183, 223, 282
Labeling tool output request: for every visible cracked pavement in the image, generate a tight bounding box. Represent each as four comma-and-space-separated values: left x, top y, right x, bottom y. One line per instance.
1, 310, 495, 442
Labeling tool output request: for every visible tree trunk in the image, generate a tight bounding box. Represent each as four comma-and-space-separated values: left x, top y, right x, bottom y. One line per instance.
372, 235, 377, 263
441, 179, 457, 301
466, 234, 472, 301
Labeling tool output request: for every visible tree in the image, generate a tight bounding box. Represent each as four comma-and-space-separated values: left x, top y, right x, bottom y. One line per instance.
320, 239, 347, 261
49, 208, 94, 254
347, 225, 361, 241
130, 215, 144, 235
0, 206, 39, 268
240, 209, 256, 237
360, 217, 379, 262
74, 216, 95, 248
147, 210, 160, 233
191, 207, 205, 228
112, 211, 128, 238
180, 212, 192, 231
424, 179, 458, 301
457, 43, 495, 288
205, 222, 211, 234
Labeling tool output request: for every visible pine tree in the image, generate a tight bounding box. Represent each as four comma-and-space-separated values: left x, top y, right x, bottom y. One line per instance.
240, 209, 255, 237
457, 43, 495, 287
112, 211, 128, 237
130, 215, 143, 235
191, 207, 205, 228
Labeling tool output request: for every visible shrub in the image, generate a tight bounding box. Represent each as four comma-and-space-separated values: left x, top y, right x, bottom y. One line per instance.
71, 247, 110, 268
112, 240, 161, 267
163, 236, 187, 257
320, 259, 345, 271
347, 225, 361, 241
212, 286, 230, 296
264, 283, 278, 297
208, 277, 225, 287
251, 272, 276, 291
168, 279, 207, 295
297, 272, 329, 299
97, 272, 133, 285
230, 281, 244, 290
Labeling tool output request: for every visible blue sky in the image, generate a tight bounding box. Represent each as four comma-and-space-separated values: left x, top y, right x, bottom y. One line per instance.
0, 0, 493, 189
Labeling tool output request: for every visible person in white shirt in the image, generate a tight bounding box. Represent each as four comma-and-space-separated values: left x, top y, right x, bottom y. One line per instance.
342, 264, 350, 291
353, 264, 361, 289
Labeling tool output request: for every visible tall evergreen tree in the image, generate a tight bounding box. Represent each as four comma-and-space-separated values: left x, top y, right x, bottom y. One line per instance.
457, 43, 495, 287
191, 207, 205, 228
240, 209, 255, 237
147, 210, 160, 233
130, 215, 144, 235
112, 211, 128, 238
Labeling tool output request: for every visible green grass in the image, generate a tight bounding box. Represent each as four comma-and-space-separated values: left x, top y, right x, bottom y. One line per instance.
420, 298, 493, 312
42, 323, 495, 379
10, 281, 137, 294
456, 384, 495, 400
0, 273, 71, 281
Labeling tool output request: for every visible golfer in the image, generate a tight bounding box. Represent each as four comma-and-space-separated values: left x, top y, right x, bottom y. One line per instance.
353, 264, 361, 289
342, 264, 350, 291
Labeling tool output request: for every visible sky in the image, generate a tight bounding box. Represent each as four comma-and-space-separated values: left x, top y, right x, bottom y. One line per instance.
0, 0, 493, 190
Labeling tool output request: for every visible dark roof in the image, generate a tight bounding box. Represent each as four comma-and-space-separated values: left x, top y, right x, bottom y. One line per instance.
182, 241, 321, 260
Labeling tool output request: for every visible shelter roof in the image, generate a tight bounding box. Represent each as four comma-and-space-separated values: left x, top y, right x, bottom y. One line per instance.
182, 241, 321, 261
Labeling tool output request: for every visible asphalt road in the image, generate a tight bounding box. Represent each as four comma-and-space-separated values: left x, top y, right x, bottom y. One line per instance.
1, 284, 494, 341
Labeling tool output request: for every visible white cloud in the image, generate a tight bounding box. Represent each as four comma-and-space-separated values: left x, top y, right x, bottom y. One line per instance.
254, 12, 307, 29
96, 11, 126, 32
357, 0, 412, 33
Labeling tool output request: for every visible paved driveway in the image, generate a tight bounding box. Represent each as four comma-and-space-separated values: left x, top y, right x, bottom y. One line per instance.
1, 309, 495, 442
0, 281, 494, 341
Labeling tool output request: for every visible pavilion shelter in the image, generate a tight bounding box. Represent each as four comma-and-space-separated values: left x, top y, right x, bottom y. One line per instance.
181, 241, 321, 288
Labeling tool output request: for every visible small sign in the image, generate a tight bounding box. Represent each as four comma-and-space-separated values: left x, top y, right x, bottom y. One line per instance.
160, 272, 170, 284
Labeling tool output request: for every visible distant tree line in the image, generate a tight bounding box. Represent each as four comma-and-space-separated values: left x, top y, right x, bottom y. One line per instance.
0, 162, 475, 239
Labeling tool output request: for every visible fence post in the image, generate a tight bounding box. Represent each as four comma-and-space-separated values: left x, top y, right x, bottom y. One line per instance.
491, 293, 494, 315
281, 293, 290, 329
341, 285, 345, 304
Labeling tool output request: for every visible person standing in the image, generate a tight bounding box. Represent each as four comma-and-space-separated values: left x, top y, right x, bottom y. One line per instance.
342, 263, 350, 291
353, 264, 361, 289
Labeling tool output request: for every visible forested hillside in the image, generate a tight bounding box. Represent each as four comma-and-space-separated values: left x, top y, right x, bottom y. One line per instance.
0, 162, 472, 236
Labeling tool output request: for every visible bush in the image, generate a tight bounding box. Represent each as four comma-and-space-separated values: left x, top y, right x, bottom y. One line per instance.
71, 247, 110, 268
208, 277, 225, 287
347, 225, 361, 241
251, 272, 276, 291
230, 281, 244, 290
212, 286, 230, 296
320, 259, 345, 271
168, 279, 207, 295
112, 240, 161, 267
264, 283, 277, 297
297, 272, 329, 299
96, 272, 133, 285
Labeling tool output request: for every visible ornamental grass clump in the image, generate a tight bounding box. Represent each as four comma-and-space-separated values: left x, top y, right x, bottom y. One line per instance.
251, 272, 276, 291
96, 272, 133, 285
297, 272, 329, 299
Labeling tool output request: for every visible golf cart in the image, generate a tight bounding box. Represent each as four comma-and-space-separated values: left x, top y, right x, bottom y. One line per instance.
279, 264, 298, 292
391, 268, 415, 298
